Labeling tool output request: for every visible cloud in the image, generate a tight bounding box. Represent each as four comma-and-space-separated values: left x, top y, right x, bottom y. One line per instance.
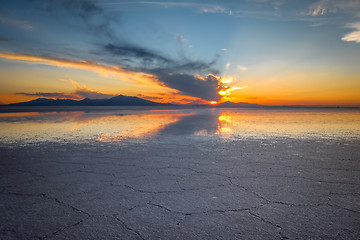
103, 42, 220, 75
104, 43, 173, 64
16, 79, 116, 100
0, 37, 9, 42
237, 65, 248, 72
176, 34, 184, 43
152, 57, 219, 75
136, 94, 163, 101
342, 22, 360, 43
0, 17, 32, 30
16, 92, 76, 99
219, 86, 248, 96
225, 62, 230, 71
41, 0, 119, 38
67, 79, 117, 99
118, 2, 231, 15
0, 52, 156, 83
307, 0, 360, 16
200, 5, 227, 14
155, 73, 222, 101
310, 5, 326, 16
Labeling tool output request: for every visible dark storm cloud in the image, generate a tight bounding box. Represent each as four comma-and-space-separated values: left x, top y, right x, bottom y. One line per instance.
155, 73, 221, 101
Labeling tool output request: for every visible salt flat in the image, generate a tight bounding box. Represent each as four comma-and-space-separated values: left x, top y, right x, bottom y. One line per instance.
1, 109, 360, 239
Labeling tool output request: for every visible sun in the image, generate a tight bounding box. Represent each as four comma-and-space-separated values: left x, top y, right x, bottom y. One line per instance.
210, 101, 218, 105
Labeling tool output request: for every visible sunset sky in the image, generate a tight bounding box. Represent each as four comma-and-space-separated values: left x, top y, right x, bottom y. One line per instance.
0, 0, 360, 106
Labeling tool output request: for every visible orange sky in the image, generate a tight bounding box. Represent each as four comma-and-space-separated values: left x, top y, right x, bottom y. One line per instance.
0, 51, 360, 106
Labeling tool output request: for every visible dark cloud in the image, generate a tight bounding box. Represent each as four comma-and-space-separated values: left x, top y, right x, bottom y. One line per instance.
0, 37, 9, 42
40, 0, 118, 39
73, 89, 116, 99
16, 92, 77, 99
104, 42, 221, 100
47, 0, 102, 17
137, 94, 163, 101
155, 73, 221, 101
16, 89, 115, 100
105, 43, 173, 64
152, 58, 219, 75
104, 43, 219, 74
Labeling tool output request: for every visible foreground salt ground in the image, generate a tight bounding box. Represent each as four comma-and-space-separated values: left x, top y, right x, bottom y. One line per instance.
1, 135, 359, 240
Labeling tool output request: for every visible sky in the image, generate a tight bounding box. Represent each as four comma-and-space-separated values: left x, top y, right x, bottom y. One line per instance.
0, 0, 360, 106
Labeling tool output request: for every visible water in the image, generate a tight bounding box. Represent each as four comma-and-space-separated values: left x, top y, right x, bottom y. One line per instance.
1, 108, 360, 239
1, 108, 359, 144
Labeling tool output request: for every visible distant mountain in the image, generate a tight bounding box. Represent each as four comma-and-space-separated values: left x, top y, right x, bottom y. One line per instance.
9, 98, 80, 106
8, 95, 173, 106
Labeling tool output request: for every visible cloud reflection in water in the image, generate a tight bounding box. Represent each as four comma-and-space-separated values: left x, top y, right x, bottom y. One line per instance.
0, 109, 359, 144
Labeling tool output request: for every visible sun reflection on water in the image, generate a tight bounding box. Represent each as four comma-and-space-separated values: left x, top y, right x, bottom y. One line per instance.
0, 108, 359, 144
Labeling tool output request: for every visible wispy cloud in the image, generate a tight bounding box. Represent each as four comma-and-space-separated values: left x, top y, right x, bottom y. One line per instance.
0, 52, 155, 83
16, 92, 76, 99
310, 5, 326, 16
342, 22, 360, 43
306, 0, 360, 16
104, 43, 173, 65
0, 17, 32, 30
67, 79, 117, 99
237, 65, 247, 72
176, 34, 184, 43
225, 62, 230, 71
106, 1, 232, 15
41, 0, 119, 38
17, 79, 116, 100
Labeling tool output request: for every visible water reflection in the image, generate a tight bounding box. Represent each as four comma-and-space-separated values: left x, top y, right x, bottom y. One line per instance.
0, 108, 359, 144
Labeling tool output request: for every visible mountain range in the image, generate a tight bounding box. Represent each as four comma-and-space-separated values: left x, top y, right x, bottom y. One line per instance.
7, 95, 173, 106
2, 95, 264, 108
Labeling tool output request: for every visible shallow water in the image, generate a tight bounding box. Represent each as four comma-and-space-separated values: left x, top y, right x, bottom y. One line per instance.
0, 108, 359, 144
